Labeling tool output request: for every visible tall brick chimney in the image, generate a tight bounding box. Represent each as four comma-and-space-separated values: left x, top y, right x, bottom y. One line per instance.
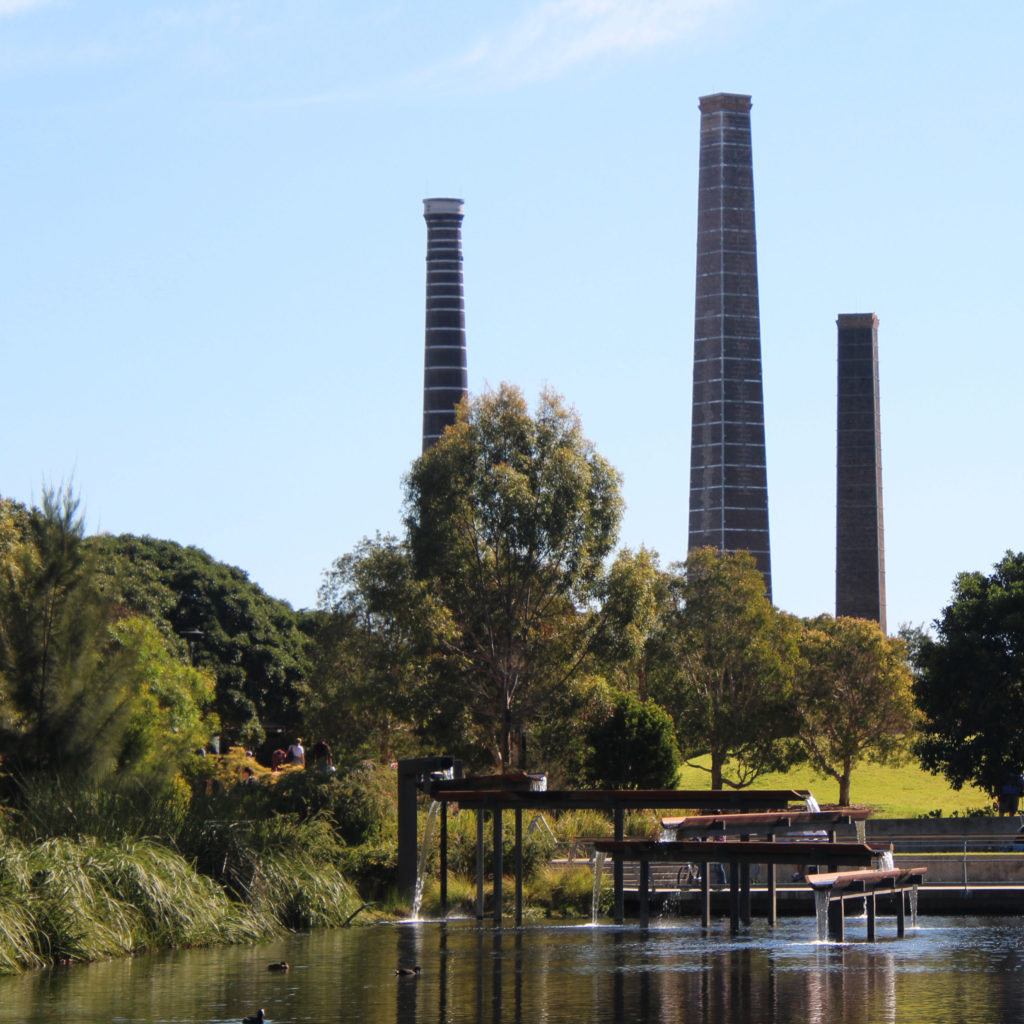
422, 198, 468, 452
835, 313, 886, 632
688, 93, 772, 598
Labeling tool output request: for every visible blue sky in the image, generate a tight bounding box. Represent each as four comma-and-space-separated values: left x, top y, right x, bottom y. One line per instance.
2, 0, 1021, 630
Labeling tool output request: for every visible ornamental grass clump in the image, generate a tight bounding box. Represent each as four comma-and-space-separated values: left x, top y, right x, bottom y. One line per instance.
24, 838, 140, 963
85, 839, 265, 948
0, 841, 46, 971
0, 834, 273, 972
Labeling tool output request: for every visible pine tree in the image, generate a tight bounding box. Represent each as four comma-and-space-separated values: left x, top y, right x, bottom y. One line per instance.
0, 487, 136, 779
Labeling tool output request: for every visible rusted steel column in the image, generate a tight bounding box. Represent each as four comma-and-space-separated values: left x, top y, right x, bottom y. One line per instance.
700, 862, 711, 928
740, 834, 752, 924
492, 807, 503, 926
514, 808, 523, 927
828, 897, 845, 942
475, 810, 485, 920
614, 809, 625, 925
440, 801, 449, 915
729, 862, 740, 933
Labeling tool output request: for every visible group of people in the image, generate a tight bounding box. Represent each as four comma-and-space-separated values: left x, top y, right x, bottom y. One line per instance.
269, 737, 334, 773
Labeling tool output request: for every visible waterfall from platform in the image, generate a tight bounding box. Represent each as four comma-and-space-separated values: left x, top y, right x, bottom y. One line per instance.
412, 800, 440, 919
591, 852, 606, 925
814, 889, 829, 942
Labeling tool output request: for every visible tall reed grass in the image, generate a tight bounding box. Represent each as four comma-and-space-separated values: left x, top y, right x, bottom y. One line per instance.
0, 834, 270, 971
0, 771, 370, 973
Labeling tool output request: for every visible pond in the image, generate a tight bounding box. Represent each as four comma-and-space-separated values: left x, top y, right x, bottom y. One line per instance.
1, 914, 1022, 1023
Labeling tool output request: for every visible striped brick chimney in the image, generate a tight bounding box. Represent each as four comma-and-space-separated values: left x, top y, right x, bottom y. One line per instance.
422, 198, 468, 452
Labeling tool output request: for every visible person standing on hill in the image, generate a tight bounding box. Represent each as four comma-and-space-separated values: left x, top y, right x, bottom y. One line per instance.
287, 737, 305, 767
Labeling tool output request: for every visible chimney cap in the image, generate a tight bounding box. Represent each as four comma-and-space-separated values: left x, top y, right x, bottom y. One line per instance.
698, 93, 752, 114
423, 198, 464, 216
837, 313, 879, 329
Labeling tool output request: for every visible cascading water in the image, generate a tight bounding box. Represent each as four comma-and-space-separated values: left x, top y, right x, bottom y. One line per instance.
411, 799, 441, 919
591, 851, 606, 925
879, 849, 895, 870
804, 794, 821, 813
909, 885, 919, 927
855, 820, 866, 843
814, 889, 830, 942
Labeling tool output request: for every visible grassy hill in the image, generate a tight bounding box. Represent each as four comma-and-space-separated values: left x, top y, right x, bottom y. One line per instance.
676, 757, 993, 819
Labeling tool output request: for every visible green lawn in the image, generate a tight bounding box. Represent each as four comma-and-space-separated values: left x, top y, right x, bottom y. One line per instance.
675, 757, 994, 819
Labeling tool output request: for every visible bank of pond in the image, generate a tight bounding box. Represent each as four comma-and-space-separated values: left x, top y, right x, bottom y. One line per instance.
0, 833, 367, 972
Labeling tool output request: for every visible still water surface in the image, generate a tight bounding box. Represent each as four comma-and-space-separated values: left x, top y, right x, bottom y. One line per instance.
1, 915, 1022, 1024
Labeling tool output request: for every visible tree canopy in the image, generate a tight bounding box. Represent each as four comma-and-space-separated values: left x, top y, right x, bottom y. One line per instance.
795, 614, 919, 805
583, 688, 681, 790
403, 384, 624, 770
89, 533, 311, 745
914, 551, 1024, 796
650, 547, 800, 789
0, 490, 216, 786
592, 546, 674, 701
310, 533, 456, 765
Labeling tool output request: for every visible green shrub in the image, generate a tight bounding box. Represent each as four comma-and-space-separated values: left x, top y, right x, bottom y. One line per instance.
584, 691, 681, 789
331, 761, 398, 845
530, 864, 610, 918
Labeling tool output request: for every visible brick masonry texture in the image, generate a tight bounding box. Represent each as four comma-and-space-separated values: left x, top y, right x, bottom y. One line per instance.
835, 313, 887, 631
688, 93, 772, 598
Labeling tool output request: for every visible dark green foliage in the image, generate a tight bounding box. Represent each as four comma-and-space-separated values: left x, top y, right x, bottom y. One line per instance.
311, 535, 452, 764
591, 546, 674, 700
914, 552, 1024, 795
89, 533, 312, 745
9, 772, 192, 844
528, 675, 614, 788
584, 690, 680, 789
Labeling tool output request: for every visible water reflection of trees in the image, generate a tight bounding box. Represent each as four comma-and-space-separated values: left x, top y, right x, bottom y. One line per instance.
0, 919, 1018, 1024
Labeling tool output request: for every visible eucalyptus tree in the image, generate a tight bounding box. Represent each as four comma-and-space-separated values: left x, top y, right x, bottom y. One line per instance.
651, 547, 801, 789
311, 533, 457, 764
404, 384, 623, 771
591, 545, 675, 701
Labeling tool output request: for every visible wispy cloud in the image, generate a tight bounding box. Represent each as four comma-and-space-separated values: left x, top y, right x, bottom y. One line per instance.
441, 0, 738, 89
0, 0, 53, 14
